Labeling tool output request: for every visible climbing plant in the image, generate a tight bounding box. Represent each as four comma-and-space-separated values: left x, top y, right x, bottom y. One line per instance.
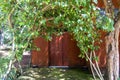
0, 0, 114, 80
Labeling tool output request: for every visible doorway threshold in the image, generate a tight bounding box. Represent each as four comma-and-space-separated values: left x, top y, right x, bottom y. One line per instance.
49, 66, 69, 68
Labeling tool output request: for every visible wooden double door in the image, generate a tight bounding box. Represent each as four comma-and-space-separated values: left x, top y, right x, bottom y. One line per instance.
31, 32, 86, 67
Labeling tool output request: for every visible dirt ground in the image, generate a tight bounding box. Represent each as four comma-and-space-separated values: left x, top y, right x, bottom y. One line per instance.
18, 68, 96, 80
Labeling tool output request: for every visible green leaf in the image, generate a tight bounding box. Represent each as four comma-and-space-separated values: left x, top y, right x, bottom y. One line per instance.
41, 19, 46, 25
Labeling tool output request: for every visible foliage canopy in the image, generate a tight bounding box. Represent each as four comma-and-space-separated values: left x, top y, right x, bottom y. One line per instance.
0, 0, 114, 79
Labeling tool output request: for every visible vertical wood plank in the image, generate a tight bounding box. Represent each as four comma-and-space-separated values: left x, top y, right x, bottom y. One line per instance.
49, 35, 63, 66
31, 37, 49, 67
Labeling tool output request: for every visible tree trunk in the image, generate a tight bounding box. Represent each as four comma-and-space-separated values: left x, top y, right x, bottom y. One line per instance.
105, 18, 120, 80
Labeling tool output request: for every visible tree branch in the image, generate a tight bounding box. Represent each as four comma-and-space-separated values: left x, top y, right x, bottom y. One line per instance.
8, 8, 15, 28
3, 60, 13, 80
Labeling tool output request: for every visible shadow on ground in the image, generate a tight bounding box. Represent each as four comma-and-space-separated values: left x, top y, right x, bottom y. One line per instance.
18, 68, 96, 80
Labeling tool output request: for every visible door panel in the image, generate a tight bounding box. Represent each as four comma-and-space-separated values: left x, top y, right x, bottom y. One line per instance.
31, 37, 49, 67
62, 32, 85, 67
49, 35, 64, 66
49, 32, 85, 67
